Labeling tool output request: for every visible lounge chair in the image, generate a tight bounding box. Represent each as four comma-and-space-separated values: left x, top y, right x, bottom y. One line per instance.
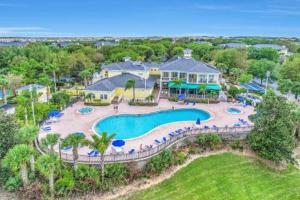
128, 149, 135, 154
204, 126, 210, 129
212, 125, 218, 130
42, 127, 51, 132
155, 139, 161, 144
169, 132, 175, 137
62, 146, 72, 151
234, 123, 241, 127
186, 101, 189, 105
163, 137, 167, 142
193, 102, 196, 106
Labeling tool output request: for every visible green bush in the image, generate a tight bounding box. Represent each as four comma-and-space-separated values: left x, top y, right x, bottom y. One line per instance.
168, 97, 179, 102
228, 86, 240, 98
197, 134, 222, 150
185, 98, 220, 104
230, 140, 244, 151
4, 176, 22, 192
84, 101, 110, 106
75, 165, 100, 193
55, 170, 75, 197
105, 163, 128, 185
128, 100, 158, 106
147, 149, 174, 175
174, 151, 188, 165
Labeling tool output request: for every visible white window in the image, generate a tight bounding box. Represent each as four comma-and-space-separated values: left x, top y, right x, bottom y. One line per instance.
179, 73, 187, 81
208, 75, 215, 83
199, 74, 207, 83
171, 72, 178, 80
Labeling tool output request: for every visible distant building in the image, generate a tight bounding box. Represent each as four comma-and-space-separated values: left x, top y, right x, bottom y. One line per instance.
86, 49, 222, 103
220, 43, 248, 48
0, 41, 28, 47
252, 44, 289, 57
95, 41, 117, 48
16, 84, 48, 103
0, 104, 15, 115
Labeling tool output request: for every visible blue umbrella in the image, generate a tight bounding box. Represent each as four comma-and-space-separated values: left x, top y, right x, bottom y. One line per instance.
48, 110, 61, 117
177, 94, 185, 101
196, 118, 201, 125
112, 140, 125, 147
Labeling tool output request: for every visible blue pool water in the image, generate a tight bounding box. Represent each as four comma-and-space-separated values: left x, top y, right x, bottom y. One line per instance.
227, 107, 241, 114
78, 107, 93, 114
94, 108, 210, 140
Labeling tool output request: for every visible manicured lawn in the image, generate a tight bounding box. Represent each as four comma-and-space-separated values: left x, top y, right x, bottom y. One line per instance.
123, 153, 300, 200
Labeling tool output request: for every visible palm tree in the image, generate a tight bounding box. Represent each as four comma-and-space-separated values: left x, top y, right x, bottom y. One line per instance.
2, 144, 35, 187
173, 79, 183, 95
198, 84, 207, 99
15, 125, 39, 173
125, 79, 136, 102
41, 133, 60, 153
16, 95, 30, 125
36, 153, 60, 199
145, 94, 154, 103
84, 133, 116, 182
85, 93, 95, 103
0, 75, 8, 104
38, 74, 52, 102
79, 69, 92, 87
61, 134, 86, 170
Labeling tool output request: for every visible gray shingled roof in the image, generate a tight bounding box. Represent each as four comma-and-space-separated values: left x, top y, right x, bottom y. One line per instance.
253, 44, 285, 50
102, 61, 149, 71
160, 57, 220, 74
18, 84, 45, 91
85, 73, 157, 91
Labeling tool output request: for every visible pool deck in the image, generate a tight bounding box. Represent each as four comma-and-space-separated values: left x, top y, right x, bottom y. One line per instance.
39, 100, 254, 155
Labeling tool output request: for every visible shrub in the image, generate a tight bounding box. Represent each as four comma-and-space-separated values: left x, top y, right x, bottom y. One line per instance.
105, 163, 128, 185
75, 165, 100, 193
228, 86, 240, 98
174, 151, 188, 165
197, 133, 222, 150
168, 97, 179, 102
84, 101, 110, 106
4, 176, 22, 192
185, 98, 220, 104
230, 140, 244, 151
55, 170, 75, 197
128, 100, 158, 106
147, 149, 174, 175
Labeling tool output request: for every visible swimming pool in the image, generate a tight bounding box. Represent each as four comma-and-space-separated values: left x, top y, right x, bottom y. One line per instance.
78, 107, 93, 114
226, 107, 241, 114
94, 108, 210, 140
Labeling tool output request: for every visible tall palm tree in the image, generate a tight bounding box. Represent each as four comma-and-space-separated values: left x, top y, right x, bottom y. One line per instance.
173, 79, 183, 95
2, 144, 35, 187
79, 69, 92, 87
84, 133, 116, 182
36, 153, 60, 199
0, 75, 8, 104
61, 134, 86, 170
125, 79, 136, 102
16, 93, 31, 125
41, 133, 60, 153
15, 125, 39, 173
145, 94, 154, 103
198, 84, 207, 99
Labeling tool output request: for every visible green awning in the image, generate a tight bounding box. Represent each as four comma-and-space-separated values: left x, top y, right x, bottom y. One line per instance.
168, 81, 221, 91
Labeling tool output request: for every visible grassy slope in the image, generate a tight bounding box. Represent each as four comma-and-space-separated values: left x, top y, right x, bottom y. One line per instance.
124, 153, 300, 200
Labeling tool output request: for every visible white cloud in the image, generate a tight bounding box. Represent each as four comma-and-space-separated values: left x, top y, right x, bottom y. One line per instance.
0, 27, 74, 37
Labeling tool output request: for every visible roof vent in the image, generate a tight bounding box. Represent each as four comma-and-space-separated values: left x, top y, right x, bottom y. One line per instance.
183, 49, 192, 58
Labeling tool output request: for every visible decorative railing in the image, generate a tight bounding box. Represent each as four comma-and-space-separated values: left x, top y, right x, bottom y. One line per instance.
36, 125, 253, 165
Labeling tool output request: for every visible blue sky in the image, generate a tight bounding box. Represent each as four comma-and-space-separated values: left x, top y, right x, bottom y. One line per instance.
0, 0, 300, 37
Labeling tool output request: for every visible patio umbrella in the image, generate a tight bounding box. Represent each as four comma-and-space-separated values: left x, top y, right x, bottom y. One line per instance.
112, 140, 125, 147
48, 110, 61, 117
196, 118, 201, 125
177, 94, 185, 101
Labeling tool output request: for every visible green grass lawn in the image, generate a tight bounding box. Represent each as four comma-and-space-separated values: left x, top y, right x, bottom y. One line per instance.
123, 153, 300, 200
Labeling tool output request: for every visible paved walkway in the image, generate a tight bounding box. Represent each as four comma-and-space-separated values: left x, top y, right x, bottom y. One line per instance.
38, 100, 254, 156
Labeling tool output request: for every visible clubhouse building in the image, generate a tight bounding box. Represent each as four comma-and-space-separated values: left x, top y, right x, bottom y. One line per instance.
85, 49, 221, 103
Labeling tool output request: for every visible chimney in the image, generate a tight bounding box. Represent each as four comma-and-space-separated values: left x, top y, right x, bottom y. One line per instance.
123, 56, 131, 62
183, 49, 192, 58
